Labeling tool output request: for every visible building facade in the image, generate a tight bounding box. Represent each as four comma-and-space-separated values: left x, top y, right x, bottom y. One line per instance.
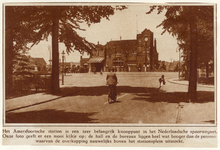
30, 57, 47, 72
81, 28, 158, 72
87, 42, 105, 72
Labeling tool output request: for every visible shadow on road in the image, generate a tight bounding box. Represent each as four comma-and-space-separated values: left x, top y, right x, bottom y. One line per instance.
56, 86, 153, 96
57, 86, 214, 104
6, 86, 214, 123
132, 91, 214, 103
6, 109, 98, 123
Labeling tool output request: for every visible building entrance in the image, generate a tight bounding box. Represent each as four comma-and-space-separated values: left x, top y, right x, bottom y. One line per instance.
94, 63, 102, 72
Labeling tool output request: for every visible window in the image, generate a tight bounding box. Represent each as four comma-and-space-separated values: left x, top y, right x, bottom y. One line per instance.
132, 51, 137, 55
113, 58, 123, 66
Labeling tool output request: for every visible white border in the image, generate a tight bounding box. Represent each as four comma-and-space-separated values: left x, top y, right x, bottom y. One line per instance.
0, 0, 219, 150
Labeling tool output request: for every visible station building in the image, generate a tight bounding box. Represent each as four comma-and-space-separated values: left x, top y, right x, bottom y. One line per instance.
81, 28, 159, 72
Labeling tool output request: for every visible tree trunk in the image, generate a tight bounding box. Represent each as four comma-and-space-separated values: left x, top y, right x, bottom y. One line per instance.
51, 8, 60, 94
188, 6, 198, 102
5, 7, 14, 97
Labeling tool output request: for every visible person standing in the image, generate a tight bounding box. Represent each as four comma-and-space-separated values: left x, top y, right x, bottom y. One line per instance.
106, 68, 118, 101
158, 75, 166, 91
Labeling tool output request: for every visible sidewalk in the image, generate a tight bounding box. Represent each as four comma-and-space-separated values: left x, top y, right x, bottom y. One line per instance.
5, 93, 60, 112
176, 101, 215, 124
168, 78, 215, 88
5, 86, 80, 112
167, 78, 215, 124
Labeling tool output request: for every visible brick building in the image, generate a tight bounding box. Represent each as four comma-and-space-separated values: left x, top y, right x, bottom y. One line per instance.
81, 28, 158, 72
30, 57, 47, 71
86, 42, 105, 72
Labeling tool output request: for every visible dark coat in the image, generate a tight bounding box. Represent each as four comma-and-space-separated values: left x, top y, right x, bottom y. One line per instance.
106, 72, 118, 85
159, 77, 166, 85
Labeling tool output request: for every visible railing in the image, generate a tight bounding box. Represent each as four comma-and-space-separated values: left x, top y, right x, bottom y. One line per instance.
12, 73, 51, 95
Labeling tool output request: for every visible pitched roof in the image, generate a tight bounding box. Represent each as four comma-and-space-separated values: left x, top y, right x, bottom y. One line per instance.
81, 58, 90, 61
30, 57, 47, 66
88, 57, 104, 63
108, 40, 137, 52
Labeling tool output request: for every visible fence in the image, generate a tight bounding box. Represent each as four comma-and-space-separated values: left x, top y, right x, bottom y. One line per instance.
13, 73, 51, 95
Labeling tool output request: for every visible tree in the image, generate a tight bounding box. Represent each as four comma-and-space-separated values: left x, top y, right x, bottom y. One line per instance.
146, 6, 214, 101
5, 6, 38, 97
174, 63, 179, 72
5, 5, 127, 95
5, 6, 13, 97
158, 61, 166, 71
13, 54, 34, 76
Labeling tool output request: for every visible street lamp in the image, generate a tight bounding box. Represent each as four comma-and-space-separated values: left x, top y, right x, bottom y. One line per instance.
62, 50, 65, 85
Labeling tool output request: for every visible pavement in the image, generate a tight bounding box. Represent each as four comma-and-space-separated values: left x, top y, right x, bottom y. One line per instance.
4, 73, 215, 124
168, 78, 215, 88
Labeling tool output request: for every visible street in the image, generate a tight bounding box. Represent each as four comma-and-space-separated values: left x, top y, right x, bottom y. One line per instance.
5, 72, 215, 124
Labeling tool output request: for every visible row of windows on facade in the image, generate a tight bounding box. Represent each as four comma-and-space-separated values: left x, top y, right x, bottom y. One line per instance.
108, 57, 150, 67
109, 62, 151, 67
94, 45, 151, 56
106, 50, 150, 57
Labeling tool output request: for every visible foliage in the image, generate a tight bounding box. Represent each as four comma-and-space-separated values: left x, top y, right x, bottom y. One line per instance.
174, 63, 179, 72
19, 6, 126, 54
146, 5, 214, 101
146, 6, 214, 66
6, 7, 38, 52
5, 6, 39, 96
13, 54, 34, 76
13, 48, 35, 77
158, 61, 167, 71
6, 5, 127, 94
7, 5, 127, 55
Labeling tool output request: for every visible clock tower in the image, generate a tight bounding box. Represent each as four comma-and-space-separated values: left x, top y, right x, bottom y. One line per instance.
136, 28, 154, 71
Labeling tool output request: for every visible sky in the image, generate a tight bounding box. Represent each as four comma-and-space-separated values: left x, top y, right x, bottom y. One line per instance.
28, 4, 179, 64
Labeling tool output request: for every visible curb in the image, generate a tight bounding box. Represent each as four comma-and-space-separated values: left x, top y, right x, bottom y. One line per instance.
168, 78, 214, 88
6, 90, 81, 113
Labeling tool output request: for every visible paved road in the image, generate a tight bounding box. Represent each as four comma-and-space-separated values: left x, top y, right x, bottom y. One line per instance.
6, 72, 215, 124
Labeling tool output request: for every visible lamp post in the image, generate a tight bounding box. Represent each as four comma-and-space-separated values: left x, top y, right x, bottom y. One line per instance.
62, 50, 65, 85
